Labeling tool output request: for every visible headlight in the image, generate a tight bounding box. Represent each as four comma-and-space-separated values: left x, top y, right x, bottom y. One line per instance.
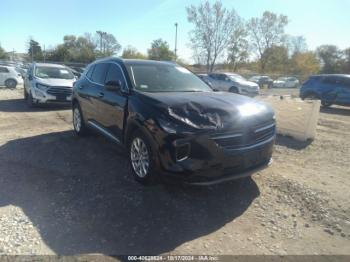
36, 83, 49, 91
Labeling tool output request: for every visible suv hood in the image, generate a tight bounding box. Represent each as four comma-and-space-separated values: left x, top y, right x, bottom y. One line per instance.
35, 77, 75, 87
139, 91, 274, 130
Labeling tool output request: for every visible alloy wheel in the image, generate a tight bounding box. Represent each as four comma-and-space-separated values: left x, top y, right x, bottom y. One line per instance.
73, 107, 82, 132
130, 137, 150, 178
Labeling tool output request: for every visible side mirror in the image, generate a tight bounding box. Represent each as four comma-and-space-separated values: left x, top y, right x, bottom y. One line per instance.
28, 75, 33, 81
105, 80, 122, 91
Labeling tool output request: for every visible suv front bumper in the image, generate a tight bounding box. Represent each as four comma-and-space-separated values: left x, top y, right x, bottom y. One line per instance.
32, 87, 72, 104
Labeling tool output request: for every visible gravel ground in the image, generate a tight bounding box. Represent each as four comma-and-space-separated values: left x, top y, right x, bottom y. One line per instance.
0, 87, 349, 255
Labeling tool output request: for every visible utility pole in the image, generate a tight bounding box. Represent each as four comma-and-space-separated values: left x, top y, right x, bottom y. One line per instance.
174, 23, 178, 61
96, 31, 107, 55
31, 42, 34, 62
43, 44, 46, 62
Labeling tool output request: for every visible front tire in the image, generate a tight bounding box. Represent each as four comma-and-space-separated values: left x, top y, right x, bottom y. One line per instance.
321, 101, 333, 108
73, 103, 88, 136
24, 87, 28, 100
26, 91, 37, 108
229, 86, 239, 94
128, 130, 158, 185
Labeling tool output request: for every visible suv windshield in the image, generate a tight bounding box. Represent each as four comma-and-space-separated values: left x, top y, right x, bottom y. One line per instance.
35, 66, 74, 79
126, 64, 212, 92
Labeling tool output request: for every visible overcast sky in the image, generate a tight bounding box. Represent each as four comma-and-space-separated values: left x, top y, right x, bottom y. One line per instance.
1, 0, 349, 62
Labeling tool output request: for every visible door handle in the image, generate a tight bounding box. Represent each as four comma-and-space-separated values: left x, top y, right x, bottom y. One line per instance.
98, 92, 104, 98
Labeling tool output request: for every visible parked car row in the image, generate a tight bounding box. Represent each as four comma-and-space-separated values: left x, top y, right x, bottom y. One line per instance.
22, 59, 276, 186
198, 73, 300, 91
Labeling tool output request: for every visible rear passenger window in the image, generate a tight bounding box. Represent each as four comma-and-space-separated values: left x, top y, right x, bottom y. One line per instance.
86, 65, 95, 79
0, 67, 9, 73
90, 63, 109, 84
322, 77, 340, 85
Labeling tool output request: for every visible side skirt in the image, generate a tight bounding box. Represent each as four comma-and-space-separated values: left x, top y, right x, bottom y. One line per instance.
87, 121, 122, 145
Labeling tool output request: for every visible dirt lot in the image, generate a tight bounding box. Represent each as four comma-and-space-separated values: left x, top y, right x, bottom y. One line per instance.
0, 87, 349, 255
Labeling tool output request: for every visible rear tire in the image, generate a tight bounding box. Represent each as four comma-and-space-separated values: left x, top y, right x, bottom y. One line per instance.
5, 79, 17, 89
72, 103, 88, 136
128, 130, 158, 185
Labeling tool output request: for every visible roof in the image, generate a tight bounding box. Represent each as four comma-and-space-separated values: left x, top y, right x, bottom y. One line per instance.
311, 74, 350, 78
92, 57, 176, 66
34, 63, 67, 68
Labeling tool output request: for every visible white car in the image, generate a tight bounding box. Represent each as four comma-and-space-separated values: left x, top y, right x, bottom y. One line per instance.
273, 77, 300, 88
0, 65, 24, 88
207, 72, 259, 97
24, 63, 76, 107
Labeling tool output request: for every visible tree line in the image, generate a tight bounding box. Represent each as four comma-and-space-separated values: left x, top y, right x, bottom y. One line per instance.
1, 0, 349, 76
22, 33, 175, 65
186, 1, 350, 75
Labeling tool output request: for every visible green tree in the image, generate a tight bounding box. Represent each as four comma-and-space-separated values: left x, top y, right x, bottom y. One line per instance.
247, 11, 288, 72
27, 38, 44, 61
264, 45, 289, 74
47, 33, 97, 63
316, 45, 343, 73
148, 39, 175, 61
122, 46, 147, 59
290, 51, 320, 76
343, 48, 350, 73
187, 1, 240, 72
0, 45, 9, 59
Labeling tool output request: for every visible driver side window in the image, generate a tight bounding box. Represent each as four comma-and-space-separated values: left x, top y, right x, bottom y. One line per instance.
105, 64, 127, 92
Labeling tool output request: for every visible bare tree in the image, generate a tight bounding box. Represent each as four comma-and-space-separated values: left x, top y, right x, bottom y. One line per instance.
226, 18, 249, 71
103, 33, 122, 56
247, 11, 288, 72
187, 1, 239, 72
288, 35, 308, 55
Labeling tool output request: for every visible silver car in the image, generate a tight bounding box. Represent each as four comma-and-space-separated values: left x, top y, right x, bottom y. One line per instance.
207, 72, 259, 96
0, 65, 24, 88
24, 63, 76, 107
273, 77, 300, 88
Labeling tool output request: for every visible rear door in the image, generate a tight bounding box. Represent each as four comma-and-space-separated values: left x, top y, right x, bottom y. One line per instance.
337, 77, 350, 105
0, 66, 9, 85
96, 63, 128, 140
78, 63, 108, 122
319, 76, 339, 103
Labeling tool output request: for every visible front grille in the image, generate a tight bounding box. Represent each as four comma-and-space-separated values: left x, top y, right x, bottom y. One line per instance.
46, 87, 72, 96
211, 122, 275, 150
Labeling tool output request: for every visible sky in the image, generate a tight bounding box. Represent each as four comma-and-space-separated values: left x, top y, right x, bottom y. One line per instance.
0, 0, 349, 62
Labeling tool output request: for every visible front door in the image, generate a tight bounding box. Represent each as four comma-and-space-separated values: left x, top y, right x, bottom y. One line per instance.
97, 63, 128, 141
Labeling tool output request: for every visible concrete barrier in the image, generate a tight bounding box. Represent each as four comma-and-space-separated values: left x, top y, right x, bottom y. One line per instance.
259, 96, 320, 141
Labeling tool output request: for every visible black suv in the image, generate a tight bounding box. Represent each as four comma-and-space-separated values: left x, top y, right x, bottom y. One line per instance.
72, 58, 275, 185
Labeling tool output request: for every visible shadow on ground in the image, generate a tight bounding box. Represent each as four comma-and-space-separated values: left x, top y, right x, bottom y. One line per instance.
275, 135, 313, 150
0, 131, 259, 255
0, 98, 70, 113
320, 106, 350, 117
